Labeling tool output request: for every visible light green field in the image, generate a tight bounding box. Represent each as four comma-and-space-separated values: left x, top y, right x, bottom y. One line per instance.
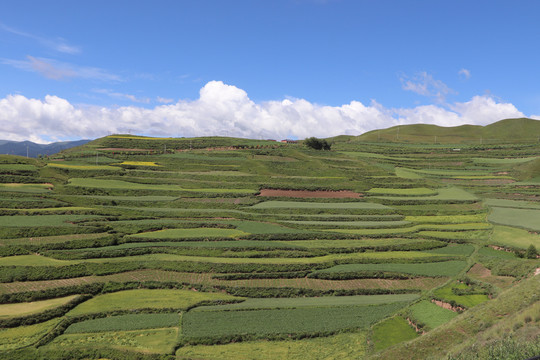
281, 238, 442, 249
426, 244, 475, 256
118, 161, 160, 166
371, 316, 418, 352
47, 163, 121, 170
0, 318, 61, 350
176, 331, 367, 360
408, 300, 458, 330
67, 289, 242, 316
251, 201, 389, 209
491, 225, 540, 250
0, 183, 52, 193
67, 178, 256, 194
128, 228, 250, 239
367, 188, 437, 196
195, 294, 419, 311
0, 255, 78, 267
283, 220, 410, 228
0, 214, 100, 227
374, 187, 477, 202
395, 167, 424, 179
485, 198, 540, 210
472, 156, 539, 164
313, 261, 467, 277
488, 207, 540, 231
433, 282, 489, 308
405, 214, 486, 224
0, 295, 78, 319
0, 164, 36, 171
47, 328, 178, 354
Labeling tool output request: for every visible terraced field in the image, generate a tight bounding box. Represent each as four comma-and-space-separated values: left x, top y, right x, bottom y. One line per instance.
0, 131, 538, 360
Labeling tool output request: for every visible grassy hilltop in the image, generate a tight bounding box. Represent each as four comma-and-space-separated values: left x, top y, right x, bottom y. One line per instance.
0, 118, 538, 359
332, 118, 540, 144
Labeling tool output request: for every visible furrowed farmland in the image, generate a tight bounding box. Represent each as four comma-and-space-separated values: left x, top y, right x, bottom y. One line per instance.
0, 120, 539, 360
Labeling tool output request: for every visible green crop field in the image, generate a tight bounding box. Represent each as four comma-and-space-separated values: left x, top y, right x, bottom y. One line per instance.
65, 313, 180, 333
0, 295, 78, 319
312, 261, 467, 277
182, 302, 408, 341
407, 300, 458, 330
67, 289, 242, 316
488, 207, 540, 231
433, 282, 490, 308
371, 316, 418, 352
0, 123, 538, 359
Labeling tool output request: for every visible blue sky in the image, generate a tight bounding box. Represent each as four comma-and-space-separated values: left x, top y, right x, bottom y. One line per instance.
1, 0, 539, 142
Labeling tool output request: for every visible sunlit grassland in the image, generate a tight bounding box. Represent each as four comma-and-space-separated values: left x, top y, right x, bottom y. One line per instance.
67, 289, 242, 316
46, 163, 121, 171
433, 282, 489, 308
490, 225, 540, 249
127, 228, 250, 239
488, 207, 540, 231
367, 188, 437, 196
0, 214, 101, 227
313, 260, 468, 277
407, 300, 458, 330
46, 328, 178, 354
0, 318, 61, 350
0, 183, 52, 193
0, 295, 78, 319
176, 331, 367, 360
250, 201, 390, 209
371, 316, 418, 352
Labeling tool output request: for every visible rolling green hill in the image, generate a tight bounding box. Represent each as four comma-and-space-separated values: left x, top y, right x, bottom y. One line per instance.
335, 118, 540, 144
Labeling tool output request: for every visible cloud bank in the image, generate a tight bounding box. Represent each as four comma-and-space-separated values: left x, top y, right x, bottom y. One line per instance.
0, 81, 526, 143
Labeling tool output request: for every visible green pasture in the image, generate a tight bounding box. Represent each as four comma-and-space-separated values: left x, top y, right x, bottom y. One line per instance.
0, 232, 109, 247
371, 316, 418, 352
488, 207, 540, 231
417, 230, 490, 242
491, 225, 540, 249
0, 255, 78, 266
65, 313, 180, 333
46, 163, 121, 171
0, 318, 61, 351
373, 187, 477, 202
0, 214, 100, 227
194, 294, 419, 311
182, 302, 408, 340
127, 228, 250, 240
0, 164, 37, 171
425, 244, 475, 256
0, 183, 52, 193
367, 188, 437, 196
407, 300, 458, 330
67, 178, 256, 194
67, 289, 242, 316
73, 240, 303, 251
485, 198, 540, 210
433, 282, 489, 308
395, 167, 424, 179
312, 261, 467, 277
47, 328, 178, 354
405, 214, 486, 224
478, 246, 517, 259
177, 331, 367, 359
472, 156, 539, 164
282, 220, 410, 228
250, 201, 390, 210
281, 238, 443, 250
0, 295, 78, 319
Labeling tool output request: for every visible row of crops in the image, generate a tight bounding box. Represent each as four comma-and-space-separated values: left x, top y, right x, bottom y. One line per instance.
0, 136, 538, 359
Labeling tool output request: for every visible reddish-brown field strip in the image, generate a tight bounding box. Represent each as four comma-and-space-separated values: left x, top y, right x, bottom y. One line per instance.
0, 270, 447, 294
259, 189, 362, 198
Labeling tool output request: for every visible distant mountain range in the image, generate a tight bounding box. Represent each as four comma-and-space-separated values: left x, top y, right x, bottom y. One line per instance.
0, 139, 91, 158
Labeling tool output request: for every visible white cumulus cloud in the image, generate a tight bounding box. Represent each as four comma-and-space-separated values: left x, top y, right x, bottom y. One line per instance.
0, 81, 528, 143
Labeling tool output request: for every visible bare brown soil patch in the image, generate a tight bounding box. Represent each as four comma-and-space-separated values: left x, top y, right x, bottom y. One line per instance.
467, 263, 514, 289
259, 189, 362, 198
431, 299, 464, 313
